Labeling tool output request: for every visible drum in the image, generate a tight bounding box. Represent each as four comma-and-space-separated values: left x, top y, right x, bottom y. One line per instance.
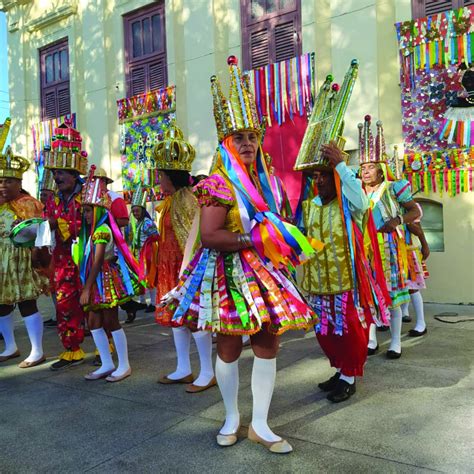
9, 218, 45, 248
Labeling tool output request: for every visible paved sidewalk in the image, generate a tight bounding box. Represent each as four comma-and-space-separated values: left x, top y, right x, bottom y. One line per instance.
1, 300, 473, 473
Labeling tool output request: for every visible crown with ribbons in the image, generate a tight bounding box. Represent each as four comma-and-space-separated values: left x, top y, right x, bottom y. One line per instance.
153, 123, 195, 172
131, 182, 148, 208
82, 165, 111, 209
358, 115, 388, 164
211, 56, 261, 142
39, 168, 57, 192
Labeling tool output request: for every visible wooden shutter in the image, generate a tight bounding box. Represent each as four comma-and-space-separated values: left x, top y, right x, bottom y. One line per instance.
274, 17, 298, 63
149, 59, 166, 90
249, 27, 270, 69
425, 0, 456, 15
130, 65, 146, 96
57, 85, 71, 116
43, 90, 57, 120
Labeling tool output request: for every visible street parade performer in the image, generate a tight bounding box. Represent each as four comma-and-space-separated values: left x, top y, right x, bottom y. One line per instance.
0, 126, 49, 367
78, 166, 144, 382
158, 57, 318, 453
154, 124, 216, 394
295, 67, 391, 403
358, 117, 421, 359
43, 120, 89, 370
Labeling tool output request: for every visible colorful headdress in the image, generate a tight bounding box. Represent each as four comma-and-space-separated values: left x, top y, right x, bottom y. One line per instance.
358, 116, 387, 164
294, 60, 359, 171
153, 123, 196, 172
131, 182, 148, 208
44, 119, 88, 174
0, 146, 30, 179
40, 168, 57, 192
93, 167, 113, 184
82, 165, 111, 209
211, 56, 261, 142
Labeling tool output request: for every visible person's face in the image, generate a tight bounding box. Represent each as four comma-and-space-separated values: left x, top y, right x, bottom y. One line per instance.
313, 169, 336, 203
0, 177, 21, 202
157, 170, 176, 195
53, 169, 77, 193
40, 189, 54, 205
83, 205, 93, 225
231, 131, 259, 166
360, 163, 383, 186
132, 206, 144, 221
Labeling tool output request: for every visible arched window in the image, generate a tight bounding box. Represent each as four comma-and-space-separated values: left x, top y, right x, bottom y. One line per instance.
416, 198, 444, 252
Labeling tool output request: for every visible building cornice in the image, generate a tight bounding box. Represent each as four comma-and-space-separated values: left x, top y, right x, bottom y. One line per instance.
25, 4, 77, 33
0, 0, 32, 12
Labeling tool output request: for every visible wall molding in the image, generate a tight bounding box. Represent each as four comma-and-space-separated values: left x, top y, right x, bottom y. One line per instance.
26, 5, 77, 33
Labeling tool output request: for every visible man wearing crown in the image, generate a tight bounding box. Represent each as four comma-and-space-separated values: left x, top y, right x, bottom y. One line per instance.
43, 123, 88, 370
0, 144, 49, 368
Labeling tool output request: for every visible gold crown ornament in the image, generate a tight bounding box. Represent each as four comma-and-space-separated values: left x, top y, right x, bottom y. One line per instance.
153, 123, 196, 172
0, 146, 30, 179
294, 60, 359, 171
131, 182, 148, 208
40, 168, 57, 192
211, 56, 261, 142
82, 165, 111, 209
93, 167, 113, 184
358, 116, 387, 164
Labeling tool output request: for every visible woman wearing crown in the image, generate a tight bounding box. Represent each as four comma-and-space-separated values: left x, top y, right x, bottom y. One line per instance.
153, 125, 216, 394
0, 145, 49, 368
78, 166, 144, 382
359, 117, 421, 359
158, 57, 318, 453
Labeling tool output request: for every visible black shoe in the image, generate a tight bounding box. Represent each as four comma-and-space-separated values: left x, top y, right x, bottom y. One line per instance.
50, 358, 84, 371
44, 318, 57, 327
327, 380, 356, 403
367, 344, 379, 356
408, 328, 427, 337
318, 372, 340, 392
402, 315, 412, 323
386, 350, 402, 359
136, 302, 148, 311
125, 312, 137, 324
92, 355, 101, 366
145, 305, 156, 313
377, 325, 390, 332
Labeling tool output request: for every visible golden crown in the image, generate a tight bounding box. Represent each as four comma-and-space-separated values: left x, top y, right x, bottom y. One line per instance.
131, 182, 148, 208
211, 56, 261, 142
0, 146, 30, 179
358, 116, 387, 164
82, 165, 111, 209
153, 123, 195, 172
40, 168, 57, 192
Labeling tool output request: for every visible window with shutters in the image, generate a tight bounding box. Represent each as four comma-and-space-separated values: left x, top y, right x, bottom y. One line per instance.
241, 0, 302, 70
415, 199, 444, 252
412, 0, 473, 18
39, 38, 71, 121
124, 2, 168, 97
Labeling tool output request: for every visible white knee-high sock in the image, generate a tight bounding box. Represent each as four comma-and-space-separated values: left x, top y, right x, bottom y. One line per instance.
340, 373, 355, 384
91, 328, 115, 375
111, 328, 130, 377
251, 356, 281, 442
411, 291, 426, 332
368, 323, 378, 349
401, 301, 410, 317
23, 312, 44, 362
0, 314, 17, 357
191, 331, 214, 386
389, 306, 403, 353
167, 326, 192, 380
216, 355, 240, 435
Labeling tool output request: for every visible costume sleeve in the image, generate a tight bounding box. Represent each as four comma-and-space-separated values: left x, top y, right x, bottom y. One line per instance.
194, 174, 235, 208
392, 179, 413, 204
335, 162, 369, 214
143, 217, 159, 238
92, 224, 112, 244
110, 197, 129, 221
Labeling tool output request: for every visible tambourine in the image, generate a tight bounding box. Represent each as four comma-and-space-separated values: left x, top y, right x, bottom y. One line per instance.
9, 218, 45, 248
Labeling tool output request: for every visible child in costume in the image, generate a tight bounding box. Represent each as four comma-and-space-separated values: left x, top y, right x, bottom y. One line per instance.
158, 57, 318, 453
0, 135, 49, 368
78, 166, 144, 382
154, 124, 216, 394
123, 183, 159, 322
359, 117, 421, 359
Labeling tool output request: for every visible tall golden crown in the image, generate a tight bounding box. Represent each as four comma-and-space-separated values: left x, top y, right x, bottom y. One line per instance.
82, 165, 111, 209
131, 182, 148, 208
358, 116, 387, 164
40, 168, 57, 192
294, 60, 359, 171
153, 123, 195, 172
211, 56, 261, 142
0, 146, 30, 179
